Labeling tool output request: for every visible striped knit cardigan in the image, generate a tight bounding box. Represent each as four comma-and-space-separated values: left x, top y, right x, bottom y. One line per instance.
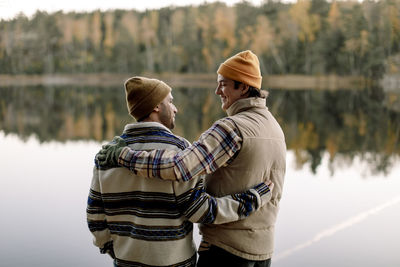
87, 122, 271, 267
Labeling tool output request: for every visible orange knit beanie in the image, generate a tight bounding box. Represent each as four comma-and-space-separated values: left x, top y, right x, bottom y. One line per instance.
124, 76, 171, 120
217, 50, 262, 89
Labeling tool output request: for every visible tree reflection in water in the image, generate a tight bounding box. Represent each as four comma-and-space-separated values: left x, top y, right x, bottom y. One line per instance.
0, 85, 399, 175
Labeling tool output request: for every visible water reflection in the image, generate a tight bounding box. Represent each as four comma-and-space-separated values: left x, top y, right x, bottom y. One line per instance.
269, 88, 400, 175
0, 85, 399, 174
1, 133, 399, 267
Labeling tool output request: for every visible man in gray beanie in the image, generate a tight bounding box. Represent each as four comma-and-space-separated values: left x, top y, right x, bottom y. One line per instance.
87, 76, 274, 267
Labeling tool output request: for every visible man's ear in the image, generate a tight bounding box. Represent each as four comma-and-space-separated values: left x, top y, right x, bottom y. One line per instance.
153, 105, 160, 112
241, 84, 250, 96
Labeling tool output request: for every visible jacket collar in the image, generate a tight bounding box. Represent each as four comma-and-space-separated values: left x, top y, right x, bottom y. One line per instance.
226, 97, 267, 116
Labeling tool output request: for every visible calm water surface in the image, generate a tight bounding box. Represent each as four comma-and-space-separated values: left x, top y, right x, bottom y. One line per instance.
1, 85, 399, 266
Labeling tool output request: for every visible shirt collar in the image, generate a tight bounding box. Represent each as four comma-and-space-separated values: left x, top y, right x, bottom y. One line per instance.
123, 121, 172, 133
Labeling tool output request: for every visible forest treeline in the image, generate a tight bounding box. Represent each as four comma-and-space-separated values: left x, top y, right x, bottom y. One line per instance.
1, 0, 400, 78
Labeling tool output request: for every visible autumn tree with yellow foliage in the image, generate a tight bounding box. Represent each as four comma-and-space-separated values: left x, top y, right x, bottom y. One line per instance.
0, 0, 399, 78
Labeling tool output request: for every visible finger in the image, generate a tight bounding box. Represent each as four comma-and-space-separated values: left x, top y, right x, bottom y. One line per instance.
99, 148, 109, 154
112, 136, 124, 144
269, 182, 274, 190
96, 154, 106, 161
112, 136, 121, 141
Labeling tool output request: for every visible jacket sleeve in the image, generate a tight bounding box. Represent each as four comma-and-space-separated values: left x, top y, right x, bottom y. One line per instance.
118, 118, 242, 182
174, 177, 272, 224
86, 166, 115, 259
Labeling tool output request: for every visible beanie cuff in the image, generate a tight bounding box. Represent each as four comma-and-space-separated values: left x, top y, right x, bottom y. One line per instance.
218, 63, 262, 89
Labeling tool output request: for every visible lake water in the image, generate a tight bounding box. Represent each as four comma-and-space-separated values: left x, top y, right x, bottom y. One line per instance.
1, 85, 400, 266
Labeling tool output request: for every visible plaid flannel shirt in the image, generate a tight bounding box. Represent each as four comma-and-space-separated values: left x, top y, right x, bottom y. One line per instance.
118, 117, 242, 181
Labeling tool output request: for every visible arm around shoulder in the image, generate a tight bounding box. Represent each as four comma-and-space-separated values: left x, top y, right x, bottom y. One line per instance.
116, 118, 243, 182
177, 178, 273, 225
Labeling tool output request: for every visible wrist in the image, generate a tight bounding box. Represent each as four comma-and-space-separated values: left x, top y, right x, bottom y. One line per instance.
117, 146, 128, 166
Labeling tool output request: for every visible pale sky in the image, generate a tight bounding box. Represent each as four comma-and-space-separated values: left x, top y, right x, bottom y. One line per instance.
0, 0, 270, 20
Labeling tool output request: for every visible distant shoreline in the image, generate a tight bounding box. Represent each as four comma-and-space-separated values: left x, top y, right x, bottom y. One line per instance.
0, 73, 372, 90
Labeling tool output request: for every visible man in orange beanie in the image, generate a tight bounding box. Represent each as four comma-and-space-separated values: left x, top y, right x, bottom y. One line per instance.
88, 76, 274, 267
96, 51, 286, 267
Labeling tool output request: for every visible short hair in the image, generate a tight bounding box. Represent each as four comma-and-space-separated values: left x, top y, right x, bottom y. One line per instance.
233, 80, 261, 98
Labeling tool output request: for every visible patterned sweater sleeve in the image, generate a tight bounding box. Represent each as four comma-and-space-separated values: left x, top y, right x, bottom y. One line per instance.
86, 166, 115, 259
175, 178, 273, 224
118, 118, 242, 181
